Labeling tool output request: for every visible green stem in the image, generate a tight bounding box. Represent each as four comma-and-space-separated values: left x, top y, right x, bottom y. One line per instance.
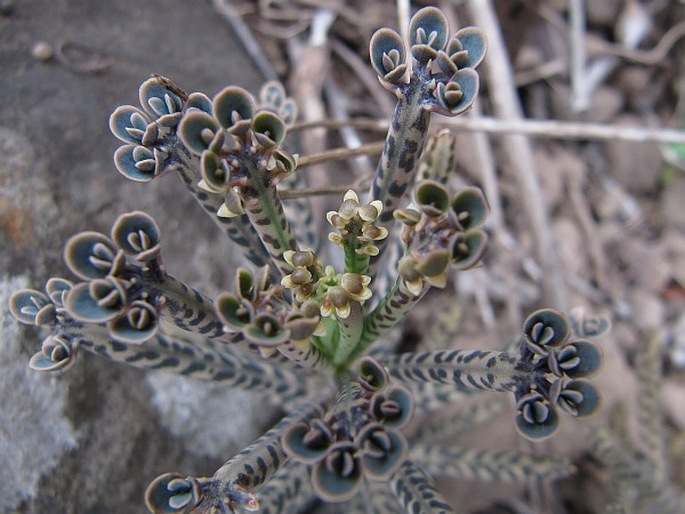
312, 316, 339, 361
343, 240, 370, 275
333, 301, 363, 370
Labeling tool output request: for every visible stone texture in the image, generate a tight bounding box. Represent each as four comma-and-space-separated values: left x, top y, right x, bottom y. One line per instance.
1, 1, 269, 512
0, 275, 77, 512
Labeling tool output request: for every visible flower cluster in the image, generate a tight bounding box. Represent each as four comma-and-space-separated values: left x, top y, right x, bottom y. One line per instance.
327, 190, 388, 262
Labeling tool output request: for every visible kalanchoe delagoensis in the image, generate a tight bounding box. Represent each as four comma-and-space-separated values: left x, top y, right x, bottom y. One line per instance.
7, 6, 608, 514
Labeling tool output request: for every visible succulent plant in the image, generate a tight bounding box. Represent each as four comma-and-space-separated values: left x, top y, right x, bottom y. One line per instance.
9, 7, 606, 513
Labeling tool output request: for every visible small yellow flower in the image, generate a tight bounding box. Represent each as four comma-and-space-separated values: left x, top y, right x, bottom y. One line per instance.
398, 256, 424, 297
340, 273, 372, 303
321, 286, 351, 319
281, 250, 321, 302
327, 190, 388, 257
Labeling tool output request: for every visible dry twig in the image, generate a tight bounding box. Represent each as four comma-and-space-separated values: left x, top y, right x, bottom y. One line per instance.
292, 117, 685, 145
295, 142, 385, 168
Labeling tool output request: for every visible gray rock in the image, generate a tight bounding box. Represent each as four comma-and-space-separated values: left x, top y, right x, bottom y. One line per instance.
0, 275, 77, 512
1, 1, 269, 512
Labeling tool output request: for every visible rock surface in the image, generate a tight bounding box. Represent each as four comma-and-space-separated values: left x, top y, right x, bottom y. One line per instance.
1, 1, 271, 512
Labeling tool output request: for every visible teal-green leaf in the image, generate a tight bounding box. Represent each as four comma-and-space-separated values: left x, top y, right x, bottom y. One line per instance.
145, 473, 201, 514
451, 187, 489, 231
450, 229, 487, 270
114, 144, 158, 182
371, 385, 414, 429
109, 105, 150, 145
9, 289, 51, 326
358, 356, 389, 392
415, 179, 450, 217
111, 210, 161, 262
359, 424, 407, 479
64, 231, 123, 280
408, 7, 449, 52
311, 443, 363, 502
555, 379, 601, 418
369, 28, 407, 83
213, 86, 254, 132
108, 300, 159, 344
435, 68, 479, 116
28, 335, 77, 372
244, 314, 290, 347
282, 420, 333, 463
65, 278, 128, 323
215, 293, 253, 331
139, 77, 183, 118
185, 92, 212, 114
553, 340, 602, 379
451, 27, 488, 69
252, 110, 286, 149
515, 393, 559, 439
45, 278, 73, 308
178, 110, 219, 155
523, 309, 570, 352
200, 150, 230, 193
